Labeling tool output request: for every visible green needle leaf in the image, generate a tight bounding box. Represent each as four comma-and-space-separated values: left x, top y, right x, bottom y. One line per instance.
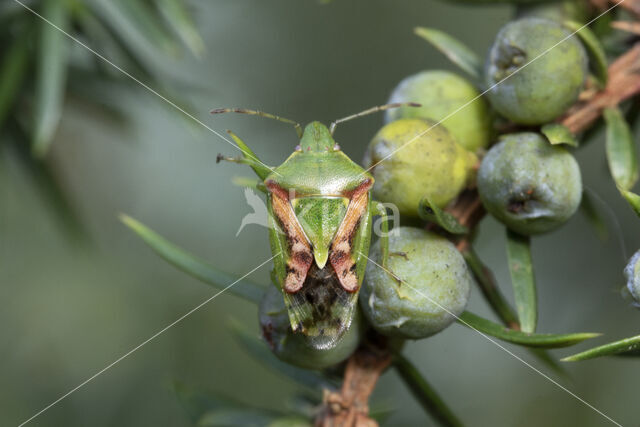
462, 248, 519, 329
197, 409, 277, 426
174, 381, 248, 424
620, 189, 640, 217
458, 312, 600, 348
418, 195, 468, 234
173, 382, 283, 426
414, 27, 481, 80
0, 31, 30, 130
462, 249, 564, 373
10, 133, 89, 242
86, 0, 177, 67
506, 230, 537, 333
113, 0, 179, 55
156, 0, 206, 58
564, 20, 608, 87
32, 0, 70, 158
394, 354, 463, 427
120, 214, 264, 303
579, 191, 609, 241
604, 107, 638, 191
230, 321, 335, 391
562, 334, 640, 361
540, 123, 579, 147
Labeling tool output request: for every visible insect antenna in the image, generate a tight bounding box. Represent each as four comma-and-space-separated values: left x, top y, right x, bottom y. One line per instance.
329, 102, 421, 135
211, 108, 303, 138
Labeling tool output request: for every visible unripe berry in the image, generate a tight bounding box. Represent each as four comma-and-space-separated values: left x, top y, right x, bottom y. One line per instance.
360, 227, 472, 339
385, 70, 492, 152
478, 132, 582, 235
485, 18, 587, 125
364, 118, 477, 216
259, 285, 362, 369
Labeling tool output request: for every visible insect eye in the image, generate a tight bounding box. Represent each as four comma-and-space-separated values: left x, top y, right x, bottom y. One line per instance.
333, 144, 341, 151
295, 145, 302, 152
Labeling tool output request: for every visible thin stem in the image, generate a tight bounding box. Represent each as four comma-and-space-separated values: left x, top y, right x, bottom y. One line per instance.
394, 354, 463, 427
462, 247, 520, 330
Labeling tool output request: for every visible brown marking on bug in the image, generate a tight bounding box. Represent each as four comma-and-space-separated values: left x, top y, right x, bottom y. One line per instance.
342, 178, 373, 199
266, 180, 291, 200
329, 180, 372, 293
269, 185, 313, 293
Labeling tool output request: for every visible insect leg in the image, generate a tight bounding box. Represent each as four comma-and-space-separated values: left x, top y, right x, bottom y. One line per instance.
217, 130, 274, 180
230, 176, 267, 194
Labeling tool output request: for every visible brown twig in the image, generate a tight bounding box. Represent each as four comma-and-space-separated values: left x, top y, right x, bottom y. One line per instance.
315, 346, 391, 427
618, 0, 640, 18
611, 21, 640, 35
561, 43, 640, 133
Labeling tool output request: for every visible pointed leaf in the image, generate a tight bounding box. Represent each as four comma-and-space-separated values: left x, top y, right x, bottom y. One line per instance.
120, 215, 264, 303
579, 191, 608, 241
562, 334, 640, 361
462, 249, 563, 373
462, 248, 519, 329
604, 107, 638, 191
418, 195, 468, 234
394, 354, 463, 427
156, 0, 205, 58
197, 409, 277, 426
620, 189, 640, 217
110, 0, 178, 55
230, 321, 335, 391
266, 416, 313, 427
9, 130, 89, 242
174, 381, 244, 424
458, 312, 600, 348
32, 0, 70, 157
174, 383, 282, 426
564, 20, 608, 87
541, 123, 578, 147
0, 31, 30, 130
529, 348, 567, 376
414, 27, 481, 79
506, 230, 537, 333
86, 0, 176, 69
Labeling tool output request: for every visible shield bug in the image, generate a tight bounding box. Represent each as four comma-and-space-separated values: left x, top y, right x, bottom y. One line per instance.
214, 103, 418, 349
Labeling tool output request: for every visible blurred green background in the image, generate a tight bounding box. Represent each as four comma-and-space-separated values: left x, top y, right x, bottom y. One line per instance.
2, 0, 640, 425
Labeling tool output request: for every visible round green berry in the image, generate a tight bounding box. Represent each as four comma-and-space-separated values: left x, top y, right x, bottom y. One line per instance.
360, 227, 472, 339
259, 285, 362, 369
385, 70, 492, 152
363, 118, 477, 216
485, 18, 587, 125
477, 132, 582, 235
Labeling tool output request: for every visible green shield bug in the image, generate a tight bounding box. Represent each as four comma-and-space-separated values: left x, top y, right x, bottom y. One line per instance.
214, 103, 418, 349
